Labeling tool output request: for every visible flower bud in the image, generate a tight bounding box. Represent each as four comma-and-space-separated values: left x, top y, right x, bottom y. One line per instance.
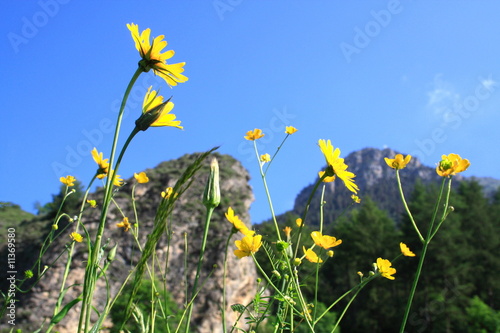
106, 244, 118, 262
135, 97, 172, 131
203, 158, 221, 209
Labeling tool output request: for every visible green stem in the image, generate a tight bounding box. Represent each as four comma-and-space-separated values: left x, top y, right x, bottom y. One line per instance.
79, 68, 142, 333
399, 177, 447, 333
184, 206, 215, 332
221, 233, 233, 333
396, 170, 424, 243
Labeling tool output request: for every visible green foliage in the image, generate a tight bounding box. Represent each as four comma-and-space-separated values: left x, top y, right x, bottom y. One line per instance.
466, 296, 500, 333
0, 202, 34, 227
110, 277, 182, 333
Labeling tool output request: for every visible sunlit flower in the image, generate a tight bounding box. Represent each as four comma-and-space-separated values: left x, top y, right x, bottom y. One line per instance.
161, 187, 174, 199
260, 153, 271, 163
127, 23, 188, 87
311, 231, 342, 249
283, 226, 292, 239
136, 87, 182, 131
318, 170, 335, 183
376, 258, 396, 280
296, 218, 303, 227
303, 247, 323, 263
60, 175, 76, 187
134, 172, 149, 183
117, 217, 131, 232
87, 199, 97, 208
436, 153, 470, 177
285, 126, 298, 135
351, 194, 361, 204
234, 234, 262, 258
384, 154, 412, 170
400, 242, 416, 257
244, 128, 265, 141
225, 207, 255, 236
318, 139, 359, 194
70, 232, 83, 243
108, 170, 124, 187
91, 148, 109, 179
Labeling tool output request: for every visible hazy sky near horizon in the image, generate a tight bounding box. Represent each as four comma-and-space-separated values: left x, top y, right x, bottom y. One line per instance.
2, 1, 500, 224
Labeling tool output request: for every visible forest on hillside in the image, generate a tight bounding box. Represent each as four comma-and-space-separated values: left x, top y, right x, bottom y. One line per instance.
255, 180, 500, 333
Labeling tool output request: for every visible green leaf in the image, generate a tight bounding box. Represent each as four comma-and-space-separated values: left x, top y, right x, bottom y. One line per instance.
50, 298, 82, 324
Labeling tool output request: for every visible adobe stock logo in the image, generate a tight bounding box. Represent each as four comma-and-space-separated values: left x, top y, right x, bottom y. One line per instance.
7, 0, 71, 54
339, 0, 403, 63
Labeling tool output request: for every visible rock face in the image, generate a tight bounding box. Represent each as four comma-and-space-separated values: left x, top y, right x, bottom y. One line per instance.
6, 152, 257, 333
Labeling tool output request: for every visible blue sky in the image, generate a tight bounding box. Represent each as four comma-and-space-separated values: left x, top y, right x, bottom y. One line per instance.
2, 1, 500, 224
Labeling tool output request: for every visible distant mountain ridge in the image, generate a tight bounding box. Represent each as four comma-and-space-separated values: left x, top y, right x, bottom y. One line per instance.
292, 147, 500, 226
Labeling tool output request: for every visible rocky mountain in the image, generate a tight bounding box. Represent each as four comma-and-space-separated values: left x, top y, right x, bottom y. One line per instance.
0, 152, 257, 333
293, 147, 499, 226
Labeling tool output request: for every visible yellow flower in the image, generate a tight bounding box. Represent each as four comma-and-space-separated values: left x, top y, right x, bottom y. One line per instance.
161, 187, 174, 199
70, 232, 83, 243
127, 23, 188, 87
283, 226, 292, 239
60, 175, 76, 187
136, 87, 182, 131
296, 218, 303, 227
134, 172, 149, 184
87, 200, 97, 208
303, 247, 323, 263
260, 153, 271, 163
376, 258, 396, 280
310, 231, 342, 249
117, 217, 131, 232
327, 250, 334, 257
225, 207, 255, 236
234, 234, 262, 258
318, 139, 359, 194
384, 154, 412, 170
244, 128, 265, 141
108, 170, 124, 187
351, 194, 361, 204
400, 242, 416, 257
91, 148, 109, 179
436, 153, 470, 177
318, 170, 335, 183
285, 126, 298, 135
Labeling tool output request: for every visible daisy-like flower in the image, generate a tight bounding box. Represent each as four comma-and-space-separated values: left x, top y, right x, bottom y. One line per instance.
376, 258, 396, 280
384, 154, 412, 170
109, 170, 124, 187
303, 247, 323, 263
311, 231, 342, 249
225, 207, 255, 236
70, 232, 83, 243
260, 153, 271, 163
400, 242, 416, 257
117, 217, 131, 232
318, 139, 359, 194
436, 153, 470, 177
134, 172, 149, 183
285, 126, 298, 135
135, 87, 182, 131
234, 234, 262, 259
91, 148, 109, 179
318, 170, 335, 183
244, 128, 265, 141
127, 23, 188, 87
60, 175, 76, 187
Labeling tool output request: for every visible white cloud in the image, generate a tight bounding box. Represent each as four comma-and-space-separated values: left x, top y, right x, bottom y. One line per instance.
426, 74, 460, 117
